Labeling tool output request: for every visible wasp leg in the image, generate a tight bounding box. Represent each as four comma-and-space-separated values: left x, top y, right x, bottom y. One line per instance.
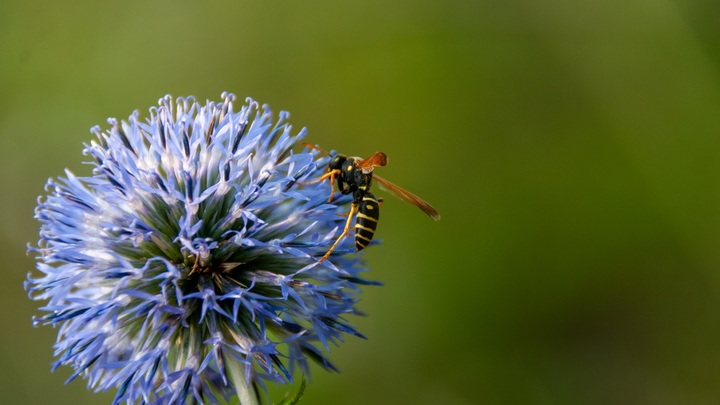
302, 169, 340, 185
322, 170, 340, 203
319, 203, 358, 263
300, 169, 341, 203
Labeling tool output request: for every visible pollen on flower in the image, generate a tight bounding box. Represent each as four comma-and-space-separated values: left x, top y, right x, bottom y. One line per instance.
26, 93, 380, 404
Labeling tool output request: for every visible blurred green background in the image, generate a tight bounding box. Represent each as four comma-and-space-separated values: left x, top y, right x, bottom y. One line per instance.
3, 0, 720, 404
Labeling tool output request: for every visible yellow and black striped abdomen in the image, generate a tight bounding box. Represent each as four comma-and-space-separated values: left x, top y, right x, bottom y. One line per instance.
354, 193, 380, 251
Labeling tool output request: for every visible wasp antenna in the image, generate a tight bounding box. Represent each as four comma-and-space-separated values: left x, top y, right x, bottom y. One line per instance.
301, 142, 330, 155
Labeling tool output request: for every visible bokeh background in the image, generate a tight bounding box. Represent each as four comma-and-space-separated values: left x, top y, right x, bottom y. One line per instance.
3, 0, 720, 404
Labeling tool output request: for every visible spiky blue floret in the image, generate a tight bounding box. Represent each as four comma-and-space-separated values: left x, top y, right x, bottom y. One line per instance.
26, 93, 380, 404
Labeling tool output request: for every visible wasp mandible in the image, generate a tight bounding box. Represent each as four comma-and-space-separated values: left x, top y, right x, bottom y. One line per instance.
302, 143, 440, 262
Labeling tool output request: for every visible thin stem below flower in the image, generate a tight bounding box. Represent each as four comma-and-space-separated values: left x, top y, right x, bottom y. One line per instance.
227, 359, 259, 405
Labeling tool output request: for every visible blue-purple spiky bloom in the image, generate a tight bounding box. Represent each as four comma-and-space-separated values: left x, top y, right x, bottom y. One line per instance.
26, 93, 379, 404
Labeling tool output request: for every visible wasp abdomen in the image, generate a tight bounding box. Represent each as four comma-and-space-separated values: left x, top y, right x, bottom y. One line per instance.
355, 192, 380, 251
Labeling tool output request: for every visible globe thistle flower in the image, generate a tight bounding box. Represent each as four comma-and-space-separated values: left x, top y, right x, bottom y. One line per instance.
26, 93, 379, 404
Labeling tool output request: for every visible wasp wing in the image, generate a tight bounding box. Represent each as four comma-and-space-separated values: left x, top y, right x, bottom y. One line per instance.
357, 152, 388, 171
373, 175, 441, 221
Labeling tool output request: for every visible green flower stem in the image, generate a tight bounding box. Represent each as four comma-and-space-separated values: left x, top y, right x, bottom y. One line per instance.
227, 359, 258, 405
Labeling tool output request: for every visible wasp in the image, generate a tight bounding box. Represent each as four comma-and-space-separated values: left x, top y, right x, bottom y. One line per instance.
302, 143, 440, 262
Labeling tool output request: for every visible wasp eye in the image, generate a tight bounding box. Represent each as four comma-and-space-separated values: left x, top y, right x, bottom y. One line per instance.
329, 155, 348, 171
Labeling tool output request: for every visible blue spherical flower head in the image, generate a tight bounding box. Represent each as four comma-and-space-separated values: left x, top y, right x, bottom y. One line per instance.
26, 93, 379, 404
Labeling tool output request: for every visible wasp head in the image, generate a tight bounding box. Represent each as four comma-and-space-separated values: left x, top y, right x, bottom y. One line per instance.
328, 154, 347, 171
